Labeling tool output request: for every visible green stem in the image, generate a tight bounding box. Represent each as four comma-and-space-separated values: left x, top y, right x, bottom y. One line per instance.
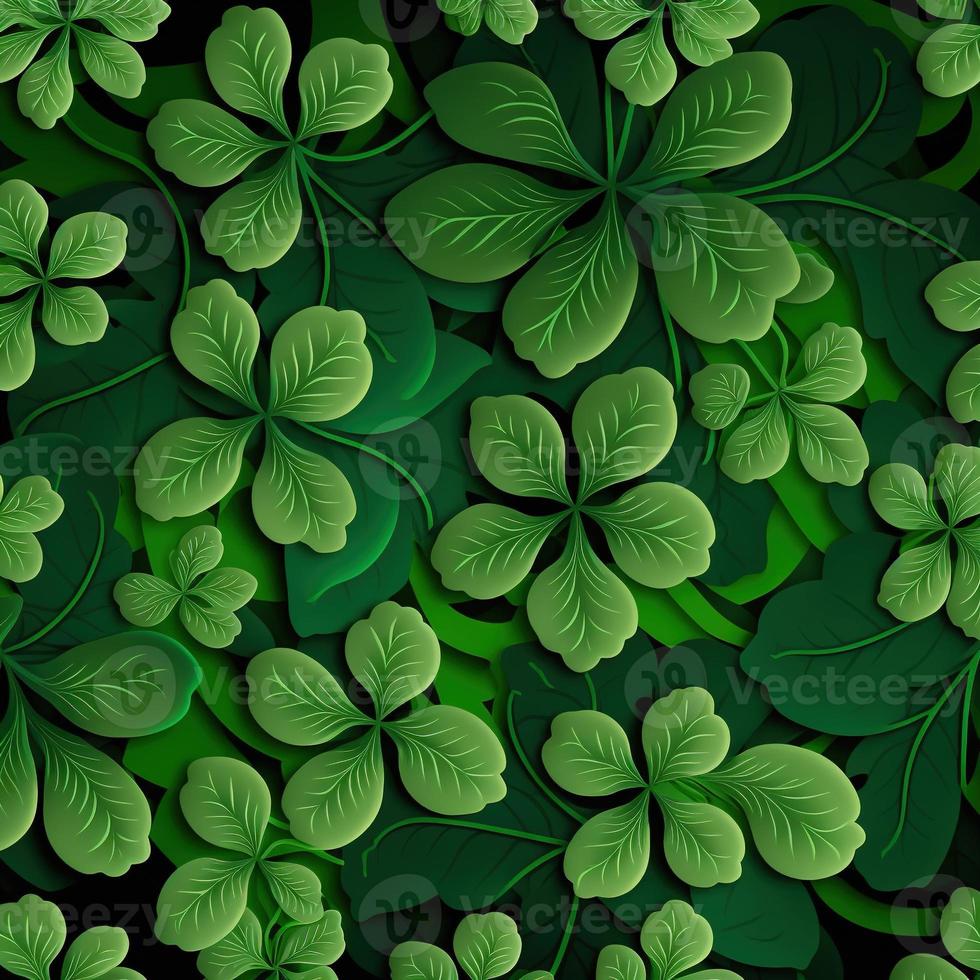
656, 284, 683, 393
729, 50, 890, 198
301, 110, 434, 163
771, 318, 790, 385
612, 104, 636, 180
297, 158, 331, 304
961, 655, 979, 795
701, 429, 717, 466
295, 421, 434, 529
771, 620, 911, 660
736, 339, 780, 391
303, 166, 380, 236
262, 838, 344, 865
604, 82, 616, 178
812, 876, 941, 937
550, 895, 580, 976
498, 846, 565, 896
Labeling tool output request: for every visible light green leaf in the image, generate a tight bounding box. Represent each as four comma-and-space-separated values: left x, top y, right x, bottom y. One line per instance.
878, 535, 952, 623
148, 100, 273, 188
946, 344, 980, 423
942, 886, 980, 970
658, 796, 745, 888
425, 61, 595, 179
385, 164, 592, 284
671, 7, 733, 66
40, 284, 109, 345
918, 0, 967, 16
0, 474, 63, 582
345, 602, 440, 718
0, 696, 35, 851
482, 0, 539, 44
564, 0, 651, 39
869, 464, 943, 531
62, 927, 128, 980
719, 397, 790, 483
468, 394, 570, 502
205, 6, 290, 133
273, 909, 344, 969
282, 730, 385, 849
643, 687, 730, 783
672, 0, 759, 39
17, 31, 72, 129
527, 519, 638, 671
453, 913, 521, 980
926, 261, 980, 331
178, 596, 243, 648
196, 909, 266, 980
0, 179, 46, 268
787, 402, 869, 486
706, 743, 865, 879
605, 13, 677, 106
0, 289, 37, 390
0, 894, 65, 980
246, 647, 367, 746
596, 945, 646, 980
787, 323, 867, 403
260, 860, 321, 924
641, 900, 712, 980
890, 955, 969, 980
917, 23, 980, 98
541, 710, 644, 796
155, 856, 252, 952
180, 757, 270, 856
781, 243, 835, 304
0, 28, 53, 84
591, 483, 715, 588
503, 201, 638, 377
73, 0, 171, 40
47, 211, 127, 279
202, 155, 302, 272
171, 524, 224, 587
187, 567, 256, 612
935, 443, 980, 525
0, 261, 38, 295
949, 525, 980, 638
431, 504, 562, 600
268, 306, 372, 422
253, 424, 356, 552
389, 705, 506, 814
134, 416, 258, 521
170, 280, 260, 409
563, 791, 650, 899
297, 38, 392, 139
75, 27, 145, 98
690, 363, 751, 430
390, 943, 459, 980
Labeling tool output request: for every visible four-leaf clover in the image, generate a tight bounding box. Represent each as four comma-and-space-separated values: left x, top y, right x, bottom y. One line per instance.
916, 0, 980, 97
246, 601, 506, 849
133, 279, 373, 553
114, 525, 258, 648
542, 687, 865, 898
432, 367, 715, 671
0, 179, 127, 390
690, 322, 870, 485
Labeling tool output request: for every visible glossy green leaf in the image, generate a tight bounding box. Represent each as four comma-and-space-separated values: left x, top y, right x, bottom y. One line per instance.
606, 13, 677, 106
658, 796, 745, 888
0, 894, 65, 980
640, 900, 712, 980
542, 710, 644, 796
453, 913, 521, 980
62, 926, 128, 980
787, 402, 869, 486
690, 363, 751, 430
643, 687, 730, 783
196, 909, 266, 980
719, 398, 790, 483
260, 860, 322, 924
917, 24, 980, 97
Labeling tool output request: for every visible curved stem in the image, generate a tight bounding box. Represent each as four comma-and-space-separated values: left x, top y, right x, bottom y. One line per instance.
656, 284, 683, 393
262, 838, 344, 865
736, 339, 780, 391
297, 158, 331, 305
303, 166, 380, 236
301, 110, 434, 163
729, 50, 890, 198
771, 318, 791, 385
612, 104, 636, 180
771, 620, 911, 660
812, 876, 941, 936
295, 420, 434, 530
961, 655, 980, 795
550, 895, 580, 976
701, 428, 717, 466
604, 82, 616, 178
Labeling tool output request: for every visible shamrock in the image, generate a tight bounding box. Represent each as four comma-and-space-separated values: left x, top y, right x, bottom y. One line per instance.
133, 279, 373, 553
542, 687, 865, 898
390, 912, 524, 980
0, 473, 62, 581
156, 757, 326, 952
0, 893, 147, 980
0, 594, 201, 876
0, 179, 127, 391
246, 602, 506, 849
114, 525, 257, 648
870, 443, 980, 638
387, 52, 799, 377
198, 908, 344, 980
565, 0, 759, 105
689, 322, 870, 486
147, 5, 393, 271
437, 0, 537, 43
915, 0, 980, 97
0, 0, 170, 128
890, 888, 980, 980
925, 261, 980, 422
431, 367, 715, 671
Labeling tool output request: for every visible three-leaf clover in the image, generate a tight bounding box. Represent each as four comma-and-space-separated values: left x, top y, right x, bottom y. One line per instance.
387, 52, 799, 377
0, 893, 146, 980
925, 260, 980, 422
0, 0, 170, 128
542, 687, 865, 898
198, 908, 345, 980
155, 757, 325, 952
246, 601, 506, 850
690, 322, 870, 485
438, 0, 537, 43
0, 179, 128, 390
565, 0, 759, 105
916, 0, 980, 97
870, 443, 980, 637
133, 279, 373, 553
0, 473, 62, 581
431, 367, 715, 671
114, 525, 258, 648
890, 888, 980, 979
147, 5, 393, 271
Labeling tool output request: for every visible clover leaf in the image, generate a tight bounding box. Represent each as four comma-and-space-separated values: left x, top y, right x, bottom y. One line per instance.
916, 0, 980, 96
941, 887, 980, 972
390, 912, 522, 980
0, 179, 127, 390
0, 593, 201, 876
925, 261, 980, 421
691, 322, 870, 485
114, 524, 257, 648
133, 279, 373, 553
431, 367, 715, 670
438, 0, 537, 43
566, 0, 759, 105
198, 907, 345, 980
0, 0, 169, 128
541, 686, 865, 898
0, 893, 146, 980
870, 443, 980, 637
156, 757, 327, 952
147, 6, 392, 271
890, 955, 970, 980
0, 472, 62, 581
246, 601, 506, 849
387, 52, 798, 376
